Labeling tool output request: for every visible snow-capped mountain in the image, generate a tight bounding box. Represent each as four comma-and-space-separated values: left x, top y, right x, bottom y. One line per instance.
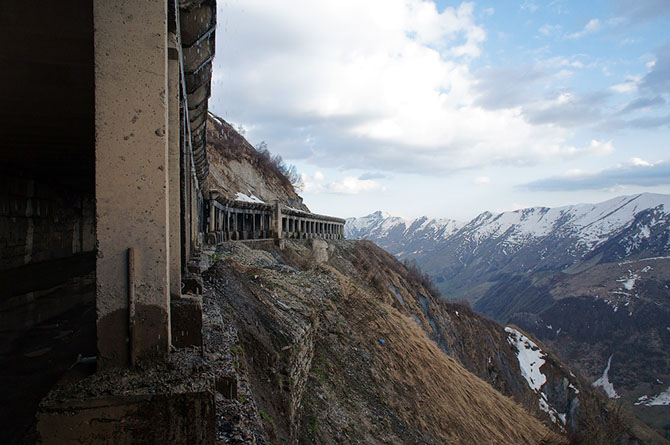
347, 193, 670, 285
346, 193, 670, 436
344, 211, 464, 257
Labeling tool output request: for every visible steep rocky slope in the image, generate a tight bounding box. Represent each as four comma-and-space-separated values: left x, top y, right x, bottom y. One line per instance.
345, 194, 670, 438
206, 113, 308, 210
201, 239, 664, 444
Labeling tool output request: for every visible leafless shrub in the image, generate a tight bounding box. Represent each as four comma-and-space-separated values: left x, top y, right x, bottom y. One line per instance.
403, 259, 441, 299
256, 141, 304, 191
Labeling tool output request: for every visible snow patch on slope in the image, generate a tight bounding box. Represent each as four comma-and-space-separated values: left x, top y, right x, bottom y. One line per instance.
235, 192, 264, 204
592, 355, 619, 399
505, 327, 567, 428
505, 327, 546, 391
635, 386, 670, 406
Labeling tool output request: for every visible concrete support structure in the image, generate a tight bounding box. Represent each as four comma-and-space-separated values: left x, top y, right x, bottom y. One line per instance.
94, 0, 171, 368
168, 29, 182, 299
205, 195, 344, 244
93, 0, 216, 369
2, 0, 218, 440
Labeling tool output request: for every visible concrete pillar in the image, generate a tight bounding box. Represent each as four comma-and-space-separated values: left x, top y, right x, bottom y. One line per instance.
94, 0, 171, 368
208, 194, 216, 234
273, 201, 283, 240
259, 211, 264, 236
251, 212, 257, 238
168, 27, 181, 299
181, 127, 191, 265
243, 212, 250, 239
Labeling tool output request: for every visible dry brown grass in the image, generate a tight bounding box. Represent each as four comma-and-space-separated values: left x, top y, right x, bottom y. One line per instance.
212, 240, 568, 444
329, 264, 564, 444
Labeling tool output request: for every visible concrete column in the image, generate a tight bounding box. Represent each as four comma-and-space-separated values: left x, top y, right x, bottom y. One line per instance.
273, 201, 282, 240
181, 127, 191, 265
224, 209, 229, 241
208, 195, 216, 234
168, 28, 181, 299
251, 211, 257, 238
95, 0, 170, 368
243, 212, 250, 239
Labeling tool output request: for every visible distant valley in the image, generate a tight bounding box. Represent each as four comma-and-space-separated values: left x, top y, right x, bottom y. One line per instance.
346, 193, 670, 438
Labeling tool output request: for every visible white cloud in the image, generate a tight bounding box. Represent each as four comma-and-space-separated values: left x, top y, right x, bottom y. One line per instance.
211, 1, 615, 175
547, 139, 615, 160
539, 24, 561, 37
474, 176, 490, 184
610, 82, 637, 93
330, 177, 386, 194
630, 157, 651, 166
610, 74, 642, 94
301, 172, 385, 195
567, 18, 602, 39
521, 1, 539, 13
522, 159, 670, 191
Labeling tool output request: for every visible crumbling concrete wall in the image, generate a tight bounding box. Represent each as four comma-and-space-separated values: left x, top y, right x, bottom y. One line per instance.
0, 175, 96, 443
0, 176, 95, 270
37, 390, 216, 444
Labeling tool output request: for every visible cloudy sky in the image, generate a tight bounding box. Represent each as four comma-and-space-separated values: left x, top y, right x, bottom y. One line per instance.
210, 0, 670, 221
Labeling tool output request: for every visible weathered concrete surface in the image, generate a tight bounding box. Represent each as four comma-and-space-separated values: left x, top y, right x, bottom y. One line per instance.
37, 391, 215, 444
168, 28, 182, 299
94, 0, 171, 368
35, 348, 217, 444
171, 295, 203, 348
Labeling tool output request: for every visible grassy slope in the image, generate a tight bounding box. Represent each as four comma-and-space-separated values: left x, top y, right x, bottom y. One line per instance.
205, 240, 562, 444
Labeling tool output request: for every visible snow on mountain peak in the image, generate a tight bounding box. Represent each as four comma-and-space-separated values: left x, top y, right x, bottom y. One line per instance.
345, 193, 670, 261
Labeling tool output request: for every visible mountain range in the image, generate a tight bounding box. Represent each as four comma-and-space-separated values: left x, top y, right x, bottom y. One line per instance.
345, 193, 670, 438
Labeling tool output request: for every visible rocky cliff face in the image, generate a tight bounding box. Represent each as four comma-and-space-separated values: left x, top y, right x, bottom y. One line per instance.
202, 240, 562, 444
206, 114, 308, 211
200, 239, 665, 444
